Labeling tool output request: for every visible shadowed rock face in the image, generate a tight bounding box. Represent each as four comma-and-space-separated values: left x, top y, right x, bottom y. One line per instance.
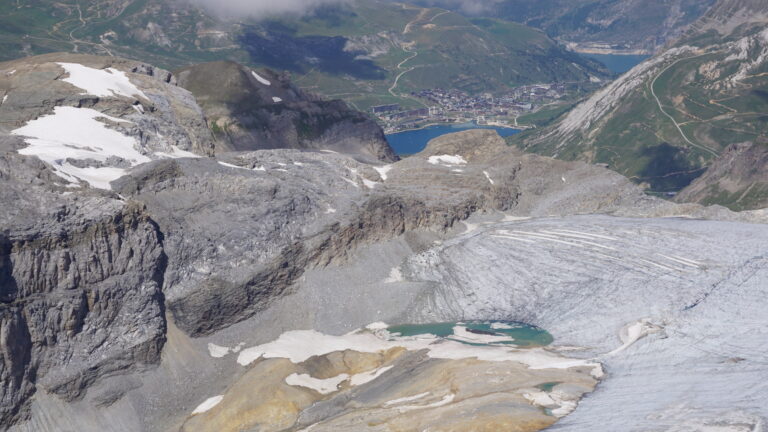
0, 141, 167, 426
174, 61, 398, 162
675, 140, 768, 210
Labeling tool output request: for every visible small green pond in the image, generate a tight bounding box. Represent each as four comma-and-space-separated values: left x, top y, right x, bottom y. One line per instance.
386, 321, 553, 347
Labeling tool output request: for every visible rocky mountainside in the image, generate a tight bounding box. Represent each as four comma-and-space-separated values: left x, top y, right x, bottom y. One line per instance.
174, 61, 397, 161
425, 0, 715, 54
1, 52, 767, 432
511, 0, 768, 208
674, 140, 768, 209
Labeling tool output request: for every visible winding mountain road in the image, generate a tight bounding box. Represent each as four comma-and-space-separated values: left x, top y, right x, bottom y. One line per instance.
649, 54, 719, 157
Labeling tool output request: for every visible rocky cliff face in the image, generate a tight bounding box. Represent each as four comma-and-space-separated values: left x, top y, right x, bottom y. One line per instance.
174, 61, 398, 162
0, 51, 209, 422
0, 138, 167, 426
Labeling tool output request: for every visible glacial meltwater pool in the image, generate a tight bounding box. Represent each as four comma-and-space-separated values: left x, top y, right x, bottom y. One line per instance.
386, 321, 553, 347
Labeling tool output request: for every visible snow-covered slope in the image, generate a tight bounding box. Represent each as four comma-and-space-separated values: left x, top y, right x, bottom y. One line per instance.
0, 53, 214, 190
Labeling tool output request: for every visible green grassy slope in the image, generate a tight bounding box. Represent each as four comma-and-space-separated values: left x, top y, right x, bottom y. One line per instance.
510, 1, 768, 207
0, 0, 607, 112
419, 0, 715, 53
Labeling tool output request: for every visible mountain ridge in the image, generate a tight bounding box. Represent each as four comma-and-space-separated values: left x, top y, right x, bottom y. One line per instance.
510, 0, 768, 208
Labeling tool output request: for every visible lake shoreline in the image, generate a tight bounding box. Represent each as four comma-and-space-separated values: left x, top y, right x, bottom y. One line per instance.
385, 122, 521, 155
386, 121, 520, 135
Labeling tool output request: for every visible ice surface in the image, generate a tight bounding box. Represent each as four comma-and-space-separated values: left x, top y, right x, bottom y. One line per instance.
402, 215, 768, 430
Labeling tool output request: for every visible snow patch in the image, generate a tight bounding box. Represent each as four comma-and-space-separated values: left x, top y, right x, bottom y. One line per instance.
383, 392, 430, 407
449, 325, 514, 345
363, 179, 379, 189
237, 325, 601, 377
1, 95, 6, 105
427, 154, 467, 166
154, 146, 199, 159
12, 106, 149, 189
395, 394, 455, 412
251, 70, 271, 86
373, 165, 392, 180
56, 63, 148, 100
483, 170, 495, 185
383, 267, 403, 283
349, 365, 393, 386
218, 161, 250, 170
207, 343, 231, 358
524, 389, 579, 418
285, 373, 348, 395
365, 322, 389, 331
272, 96, 283, 103
207, 342, 244, 358
490, 322, 515, 330
341, 177, 359, 188
192, 395, 223, 414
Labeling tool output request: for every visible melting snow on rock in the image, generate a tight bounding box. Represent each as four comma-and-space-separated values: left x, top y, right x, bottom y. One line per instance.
251, 70, 271, 86
56, 62, 148, 100
12, 106, 149, 189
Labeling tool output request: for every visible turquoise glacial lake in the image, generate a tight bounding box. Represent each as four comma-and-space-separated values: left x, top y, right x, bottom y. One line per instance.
385, 122, 520, 156
583, 53, 651, 74
387, 321, 553, 347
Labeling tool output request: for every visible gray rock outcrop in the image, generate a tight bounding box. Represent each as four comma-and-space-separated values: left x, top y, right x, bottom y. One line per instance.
0, 137, 166, 426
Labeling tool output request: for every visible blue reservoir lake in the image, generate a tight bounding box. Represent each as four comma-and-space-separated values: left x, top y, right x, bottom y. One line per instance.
583, 53, 651, 74
385, 122, 520, 156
